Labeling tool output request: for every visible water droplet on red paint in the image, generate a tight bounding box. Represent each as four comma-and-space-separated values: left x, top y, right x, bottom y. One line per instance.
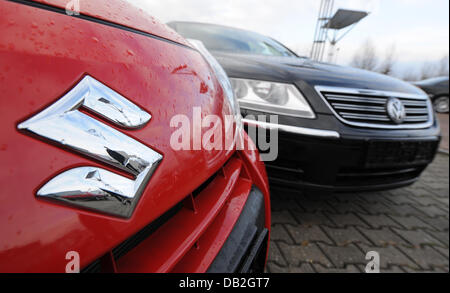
92, 37, 99, 43
126, 49, 134, 56
31, 22, 38, 29
200, 82, 209, 94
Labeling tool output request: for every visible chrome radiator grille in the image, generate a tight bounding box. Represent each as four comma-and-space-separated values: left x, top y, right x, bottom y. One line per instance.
316, 86, 433, 129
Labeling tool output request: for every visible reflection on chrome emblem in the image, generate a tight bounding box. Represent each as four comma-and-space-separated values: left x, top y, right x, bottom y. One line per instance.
386, 97, 406, 124
18, 76, 163, 218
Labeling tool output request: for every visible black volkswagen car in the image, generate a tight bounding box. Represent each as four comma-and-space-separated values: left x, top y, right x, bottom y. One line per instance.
413, 76, 449, 113
169, 21, 441, 192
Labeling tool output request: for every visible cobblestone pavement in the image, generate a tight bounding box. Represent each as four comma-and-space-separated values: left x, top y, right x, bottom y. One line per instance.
438, 114, 448, 152
267, 154, 449, 273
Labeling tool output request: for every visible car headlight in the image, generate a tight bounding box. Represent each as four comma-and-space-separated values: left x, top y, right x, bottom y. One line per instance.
187, 39, 242, 128
230, 78, 315, 119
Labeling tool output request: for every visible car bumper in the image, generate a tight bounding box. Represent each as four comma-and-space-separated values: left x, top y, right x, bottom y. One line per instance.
81, 145, 270, 273
208, 186, 268, 273
244, 116, 441, 192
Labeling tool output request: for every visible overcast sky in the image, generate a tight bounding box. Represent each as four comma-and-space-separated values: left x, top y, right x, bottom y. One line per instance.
128, 0, 449, 77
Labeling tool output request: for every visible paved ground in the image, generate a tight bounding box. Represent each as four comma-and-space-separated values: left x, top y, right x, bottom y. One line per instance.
438, 114, 448, 152
267, 153, 449, 273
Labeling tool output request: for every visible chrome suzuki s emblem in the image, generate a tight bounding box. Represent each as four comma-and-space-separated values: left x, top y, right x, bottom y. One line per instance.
386, 97, 406, 124
18, 76, 163, 218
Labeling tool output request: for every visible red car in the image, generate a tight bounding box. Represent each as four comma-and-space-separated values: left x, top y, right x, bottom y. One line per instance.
0, 0, 270, 273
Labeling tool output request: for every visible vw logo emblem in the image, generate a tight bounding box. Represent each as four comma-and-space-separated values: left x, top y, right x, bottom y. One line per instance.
386, 97, 406, 124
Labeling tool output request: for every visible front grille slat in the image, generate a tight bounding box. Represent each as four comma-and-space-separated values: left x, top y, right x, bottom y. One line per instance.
404, 116, 429, 122
340, 112, 390, 121
403, 101, 428, 107
332, 103, 386, 112
406, 108, 429, 114
318, 87, 432, 128
326, 95, 386, 104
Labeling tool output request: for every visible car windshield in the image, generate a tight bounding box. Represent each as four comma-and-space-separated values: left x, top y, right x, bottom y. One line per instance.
170, 22, 297, 57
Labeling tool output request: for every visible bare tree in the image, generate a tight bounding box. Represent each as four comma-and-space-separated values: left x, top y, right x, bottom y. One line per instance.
350, 41, 448, 82
417, 54, 449, 80
420, 61, 438, 80
378, 44, 397, 76
402, 68, 420, 81
350, 39, 378, 71
437, 54, 449, 76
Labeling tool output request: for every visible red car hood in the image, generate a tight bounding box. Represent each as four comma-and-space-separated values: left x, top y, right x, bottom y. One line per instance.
33, 0, 191, 47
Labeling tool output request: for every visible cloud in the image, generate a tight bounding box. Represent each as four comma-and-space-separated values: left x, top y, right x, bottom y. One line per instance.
335, 0, 381, 14
126, 0, 449, 74
129, 0, 318, 37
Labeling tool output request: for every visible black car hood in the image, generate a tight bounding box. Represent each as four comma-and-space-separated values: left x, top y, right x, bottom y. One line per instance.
213, 52, 424, 95
412, 78, 449, 96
